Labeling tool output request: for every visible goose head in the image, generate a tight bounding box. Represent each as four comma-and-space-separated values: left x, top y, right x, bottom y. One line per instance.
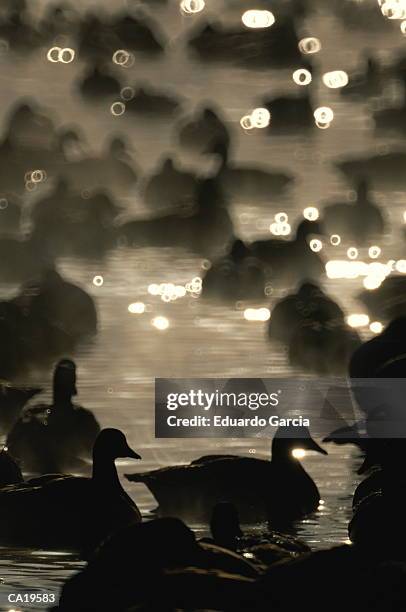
295, 219, 322, 243
93, 428, 141, 463
272, 426, 327, 462
53, 358, 77, 405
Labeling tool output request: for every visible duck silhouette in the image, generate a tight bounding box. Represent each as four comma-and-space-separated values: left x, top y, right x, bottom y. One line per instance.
142, 157, 199, 212
31, 179, 121, 258
373, 96, 406, 134
357, 279, 406, 323
0, 384, 41, 438
341, 56, 384, 100
119, 178, 234, 257
251, 219, 324, 286
39, 3, 80, 40
188, 18, 302, 69
5, 101, 56, 151
177, 107, 231, 155
337, 149, 406, 190
321, 179, 385, 246
57, 517, 258, 612
0, 193, 22, 234
268, 282, 345, 344
125, 85, 183, 118
262, 92, 314, 132
13, 268, 98, 351
126, 426, 327, 523
202, 239, 266, 301
8, 359, 100, 473
77, 11, 164, 61
0, 10, 42, 53
53, 132, 138, 198
208, 138, 294, 201
289, 319, 360, 375
110, 12, 165, 56
0, 446, 23, 486
350, 318, 406, 380
78, 64, 121, 100
0, 428, 141, 553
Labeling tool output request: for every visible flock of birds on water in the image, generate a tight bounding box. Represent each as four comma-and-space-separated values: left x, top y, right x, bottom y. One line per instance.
3, 0, 406, 610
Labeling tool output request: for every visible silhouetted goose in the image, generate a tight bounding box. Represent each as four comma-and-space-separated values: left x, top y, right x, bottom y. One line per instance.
39, 3, 80, 40
119, 178, 234, 257
31, 180, 121, 258
126, 427, 327, 523
8, 359, 100, 473
350, 318, 406, 379
337, 149, 406, 190
202, 239, 266, 301
357, 279, 406, 323
262, 92, 314, 132
78, 65, 121, 100
13, 269, 98, 350
321, 179, 384, 246
0, 447, 23, 486
209, 139, 294, 201
373, 97, 406, 134
178, 107, 230, 155
125, 85, 183, 118
5, 101, 56, 150
57, 517, 258, 611
0, 429, 141, 553
251, 220, 324, 286
54, 134, 138, 198
0, 193, 22, 234
0, 11, 42, 53
110, 12, 165, 55
142, 157, 199, 212
341, 56, 384, 100
78, 11, 164, 61
288, 320, 360, 375
188, 19, 302, 69
268, 282, 345, 344
0, 384, 41, 437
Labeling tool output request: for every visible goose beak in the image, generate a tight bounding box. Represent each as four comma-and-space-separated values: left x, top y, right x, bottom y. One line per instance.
306, 438, 328, 455
126, 446, 142, 460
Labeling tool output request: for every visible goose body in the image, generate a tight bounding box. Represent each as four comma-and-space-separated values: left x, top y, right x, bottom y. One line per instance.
78, 65, 121, 100
57, 517, 258, 612
0, 428, 141, 553
119, 178, 233, 257
126, 86, 182, 118
288, 320, 360, 375
251, 220, 324, 286
210, 139, 293, 201
31, 180, 121, 258
337, 150, 406, 189
321, 180, 384, 246
8, 359, 100, 473
357, 278, 406, 323
268, 282, 344, 344
262, 93, 314, 132
188, 20, 302, 69
202, 239, 266, 301
178, 107, 230, 155
0, 384, 41, 437
126, 427, 327, 523
142, 157, 199, 212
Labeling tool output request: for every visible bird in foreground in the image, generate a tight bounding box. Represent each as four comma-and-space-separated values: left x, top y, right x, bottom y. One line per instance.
126, 427, 327, 524
0, 428, 141, 555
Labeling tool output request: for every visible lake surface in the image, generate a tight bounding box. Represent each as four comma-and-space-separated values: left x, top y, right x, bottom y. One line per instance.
1, 0, 406, 608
